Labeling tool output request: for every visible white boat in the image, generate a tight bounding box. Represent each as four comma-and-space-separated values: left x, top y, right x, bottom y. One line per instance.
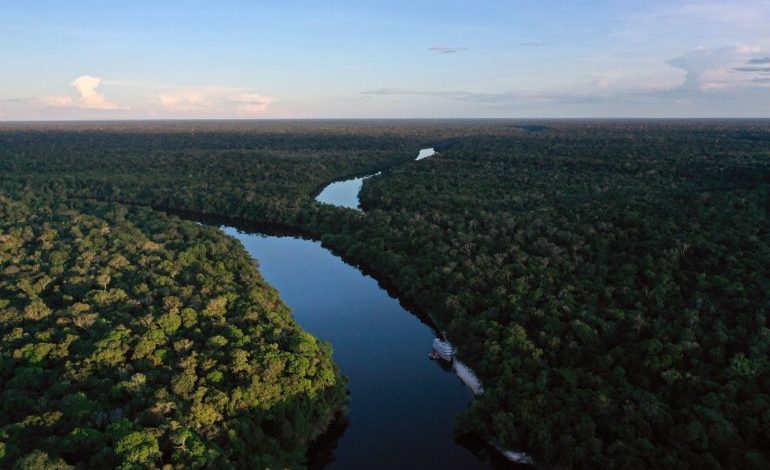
432, 338, 454, 361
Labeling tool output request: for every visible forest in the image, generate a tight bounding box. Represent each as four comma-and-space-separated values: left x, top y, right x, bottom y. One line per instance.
0, 191, 346, 468
1, 119, 769, 469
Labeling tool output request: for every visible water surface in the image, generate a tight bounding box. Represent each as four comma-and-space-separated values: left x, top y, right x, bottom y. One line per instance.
223, 227, 514, 469
415, 147, 436, 160
315, 147, 436, 210
314, 172, 379, 210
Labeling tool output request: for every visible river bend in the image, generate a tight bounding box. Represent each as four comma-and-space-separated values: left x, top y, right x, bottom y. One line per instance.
222, 227, 515, 469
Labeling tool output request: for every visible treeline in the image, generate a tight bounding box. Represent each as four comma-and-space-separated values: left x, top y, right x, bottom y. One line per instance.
1, 120, 769, 468
0, 192, 346, 469
346, 123, 770, 468
0, 128, 421, 225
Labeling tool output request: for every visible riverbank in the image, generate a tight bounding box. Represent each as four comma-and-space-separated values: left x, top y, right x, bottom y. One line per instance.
66, 145, 535, 468
314, 148, 436, 210
312, 146, 536, 468
222, 225, 506, 469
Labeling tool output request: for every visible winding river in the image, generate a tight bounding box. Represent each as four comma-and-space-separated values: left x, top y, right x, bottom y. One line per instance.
315, 148, 436, 210
217, 148, 529, 468
224, 227, 516, 469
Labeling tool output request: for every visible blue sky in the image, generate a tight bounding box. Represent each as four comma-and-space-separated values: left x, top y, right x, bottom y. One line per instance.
1, 0, 769, 119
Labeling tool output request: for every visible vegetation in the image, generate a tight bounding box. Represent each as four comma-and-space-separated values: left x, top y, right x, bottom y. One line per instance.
0, 121, 424, 224
350, 124, 770, 469
1, 119, 769, 469
0, 193, 346, 468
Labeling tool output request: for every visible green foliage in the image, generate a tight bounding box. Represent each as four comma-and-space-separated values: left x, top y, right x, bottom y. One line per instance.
0, 194, 345, 469
12, 450, 73, 470
158, 311, 182, 334
115, 431, 160, 469
342, 124, 770, 469
1, 120, 768, 469
207, 335, 229, 348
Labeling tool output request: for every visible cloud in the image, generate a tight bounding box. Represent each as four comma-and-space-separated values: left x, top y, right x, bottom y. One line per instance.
156, 88, 273, 116
157, 90, 213, 112
361, 88, 410, 96
40, 75, 121, 110
611, 2, 770, 63
429, 46, 466, 54
360, 87, 564, 104
638, 2, 770, 35
71, 75, 120, 109
735, 44, 762, 54
593, 68, 684, 93
230, 93, 273, 116
40, 95, 74, 107
666, 45, 765, 91
731, 56, 770, 83
734, 66, 770, 73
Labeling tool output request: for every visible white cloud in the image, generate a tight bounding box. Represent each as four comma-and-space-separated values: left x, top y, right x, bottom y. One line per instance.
699, 68, 731, 90
231, 93, 273, 116
71, 75, 120, 109
157, 90, 214, 112
737, 44, 762, 55
40, 95, 74, 107
40, 75, 121, 110
593, 68, 685, 93
155, 88, 274, 116
667, 44, 765, 91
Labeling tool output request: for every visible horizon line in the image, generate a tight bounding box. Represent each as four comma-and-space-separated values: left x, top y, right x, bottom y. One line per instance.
2, 117, 770, 124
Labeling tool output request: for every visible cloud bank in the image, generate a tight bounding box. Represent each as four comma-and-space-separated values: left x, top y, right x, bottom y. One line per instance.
230, 93, 273, 115
5, 76, 277, 119
664, 45, 770, 91
41, 75, 121, 110
157, 90, 212, 113
156, 88, 274, 117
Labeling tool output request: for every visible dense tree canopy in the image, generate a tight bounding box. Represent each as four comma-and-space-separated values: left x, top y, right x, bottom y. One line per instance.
348, 126, 770, 468
1, 119, 769, 468
0, 193, 345, 469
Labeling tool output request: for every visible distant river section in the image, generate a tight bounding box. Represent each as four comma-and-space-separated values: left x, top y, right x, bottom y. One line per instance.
315, 147, 435, 210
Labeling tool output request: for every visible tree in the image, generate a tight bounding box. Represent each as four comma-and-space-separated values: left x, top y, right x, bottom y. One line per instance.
115, 431, 160, 469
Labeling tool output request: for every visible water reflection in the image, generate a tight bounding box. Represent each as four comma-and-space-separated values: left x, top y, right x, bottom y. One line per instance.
415, 147, 436, 160
314, 172, 379, 210
223, 227, 522, 469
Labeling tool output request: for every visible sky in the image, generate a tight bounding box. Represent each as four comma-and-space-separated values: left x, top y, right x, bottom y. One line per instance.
1, 0, 770, 119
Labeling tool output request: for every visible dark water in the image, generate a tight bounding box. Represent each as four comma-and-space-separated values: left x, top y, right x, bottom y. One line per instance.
222, 227, 516, 469
315, 148, 435, 210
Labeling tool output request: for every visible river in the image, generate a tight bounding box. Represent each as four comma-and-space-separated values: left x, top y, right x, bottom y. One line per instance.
215, 146, 531, 468
315, 148, 436, 210
222, 226, 522, 469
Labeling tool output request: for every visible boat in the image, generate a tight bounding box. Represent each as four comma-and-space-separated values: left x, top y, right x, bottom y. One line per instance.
432, 338, 454, 361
